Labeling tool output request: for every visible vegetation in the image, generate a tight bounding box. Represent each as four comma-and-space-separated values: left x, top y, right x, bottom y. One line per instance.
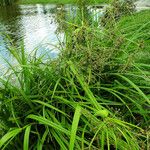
117, 10, 150, 65
101, 0, 135, 27
0, 0, 17, 5
0, 0, 150, 149
19, 0, 108, 5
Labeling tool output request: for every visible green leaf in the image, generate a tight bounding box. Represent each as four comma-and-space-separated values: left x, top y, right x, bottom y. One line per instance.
118, 75, 150, 105
95, 109, 109, 118
69, 105, 81, 150
51, 130, 68, 150
37, 128, 49, 150
33, 100, 68, 117
68, 61, 103, 110
23, 125, 31, 150
0, 128, 22, 149
27, 115, 70, 135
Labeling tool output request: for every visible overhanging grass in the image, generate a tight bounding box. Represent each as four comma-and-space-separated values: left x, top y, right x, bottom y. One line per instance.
116, 9, 150, 64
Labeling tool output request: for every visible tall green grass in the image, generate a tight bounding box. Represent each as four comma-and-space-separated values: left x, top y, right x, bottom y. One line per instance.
0, 2, 150, 150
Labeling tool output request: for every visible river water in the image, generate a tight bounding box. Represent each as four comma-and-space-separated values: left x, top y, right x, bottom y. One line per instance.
0, 4, 72, 76
135, 0, 150, 11
0, 4, 65, 59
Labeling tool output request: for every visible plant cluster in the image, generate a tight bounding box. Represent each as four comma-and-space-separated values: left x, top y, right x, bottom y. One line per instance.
101, 0, 136, 27
0, 1, 150, 150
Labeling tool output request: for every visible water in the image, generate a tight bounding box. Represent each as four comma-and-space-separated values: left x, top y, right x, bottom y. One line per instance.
0, 4, 68, 76
136, 0, 150, 11
0, 4, 64, 57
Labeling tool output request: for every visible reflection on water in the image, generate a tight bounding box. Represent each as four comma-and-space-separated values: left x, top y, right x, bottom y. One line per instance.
0, 4, 65, 76
0, 4, 64, 56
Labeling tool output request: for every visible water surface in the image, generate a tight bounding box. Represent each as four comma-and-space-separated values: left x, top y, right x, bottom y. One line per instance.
0, 4, 64, 56
0, 4, 68, 76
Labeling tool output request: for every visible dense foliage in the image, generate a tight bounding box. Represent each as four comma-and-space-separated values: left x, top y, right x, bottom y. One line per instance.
0, 1, 150, 149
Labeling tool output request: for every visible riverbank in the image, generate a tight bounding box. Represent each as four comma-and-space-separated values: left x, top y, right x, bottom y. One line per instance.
19, 0, 108, 4
0, 2, 150, 149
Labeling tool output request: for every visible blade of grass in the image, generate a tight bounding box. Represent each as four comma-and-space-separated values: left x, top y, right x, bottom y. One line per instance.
27, 114, 70, 135
23, 125, 31, 150
0, 128, 22, 149
68, 61, 104, 110
117, 74, 150, 105
69, 105, 81, 150
37, 127, 49, 150
32, 100, 69, 117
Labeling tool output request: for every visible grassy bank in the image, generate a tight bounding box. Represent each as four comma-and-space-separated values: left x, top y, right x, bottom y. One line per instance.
0, 2, 150, 150
115, 9, 150, 68
19, 0, 108, 5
